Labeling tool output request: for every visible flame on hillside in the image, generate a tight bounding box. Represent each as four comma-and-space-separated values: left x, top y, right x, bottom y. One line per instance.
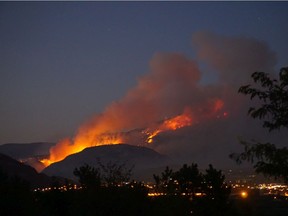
41, 98, 227, 167
143, 109, 193, 144
142, 99, 227, 144
41, 135, 123, 167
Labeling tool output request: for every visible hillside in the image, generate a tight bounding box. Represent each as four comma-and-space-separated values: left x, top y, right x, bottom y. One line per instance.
42, 144, 172, 181
0, 153, 51, 188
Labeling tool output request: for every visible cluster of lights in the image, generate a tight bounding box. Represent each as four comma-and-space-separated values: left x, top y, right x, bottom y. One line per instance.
33, 184, 81, 192
33, 180, 288, 201
230, 182, 288, 199
148, 192, 205, 197
257, 183, 288, 197
258, 183, 287, 190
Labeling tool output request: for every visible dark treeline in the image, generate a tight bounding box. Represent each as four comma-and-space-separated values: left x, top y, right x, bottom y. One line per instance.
0, 161, 269, 216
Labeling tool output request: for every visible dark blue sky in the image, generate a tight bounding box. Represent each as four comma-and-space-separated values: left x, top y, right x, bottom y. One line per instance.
1, 2, 288, 145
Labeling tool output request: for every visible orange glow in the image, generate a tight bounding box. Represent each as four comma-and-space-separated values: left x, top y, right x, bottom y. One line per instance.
42, 98, 227, 168
240, 191, 248, 198
41, 133, 123, 166
162, 114, 192, 130
213, 99, 224, 112
146, 129, 161, 144
41, 158, 52, 167
144, 110, 193, 144
143, 99, 226, 144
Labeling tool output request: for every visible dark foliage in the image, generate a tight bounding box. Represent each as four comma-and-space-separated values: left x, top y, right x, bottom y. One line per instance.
153, 166, 176, 195
231, 67, 288, 182
73, 163, 101, 189
238, 67, 288, 131
196, 164, 231, 216
230, 140, 288, 182
73, 160, 133, 187
0, 168, 35, 216
174, 163, 202, 195
153, 163, 231, 216
98, 160, 133, 186
72, 183, 149, 216
2, 161, 285, 216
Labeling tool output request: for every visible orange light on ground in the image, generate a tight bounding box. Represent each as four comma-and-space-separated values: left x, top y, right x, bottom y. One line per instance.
240, 191, 248, 198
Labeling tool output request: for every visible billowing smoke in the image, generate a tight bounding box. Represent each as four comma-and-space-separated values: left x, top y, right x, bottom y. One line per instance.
156, 31, 280, 167
44, 31, 280, 167
192, 31, 277, 84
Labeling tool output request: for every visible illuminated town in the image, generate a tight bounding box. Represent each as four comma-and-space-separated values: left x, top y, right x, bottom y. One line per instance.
33, 177, 288, 200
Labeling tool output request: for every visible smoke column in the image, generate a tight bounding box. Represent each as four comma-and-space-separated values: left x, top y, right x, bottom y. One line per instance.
45, 31, 277, 166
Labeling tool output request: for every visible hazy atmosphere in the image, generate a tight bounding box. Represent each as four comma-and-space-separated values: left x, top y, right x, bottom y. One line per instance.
1, 2, 288, 167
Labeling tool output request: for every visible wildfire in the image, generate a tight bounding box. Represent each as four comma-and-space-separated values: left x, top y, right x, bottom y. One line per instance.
41, 98, 228, 168
41, 134, 122, 166
146, 130, 161, 144
142, 99, 228, 144
143, 111, 193, 144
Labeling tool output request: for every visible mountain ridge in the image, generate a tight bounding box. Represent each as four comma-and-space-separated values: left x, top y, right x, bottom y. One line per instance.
42, 144, 173, 181
0, 153, 52, 188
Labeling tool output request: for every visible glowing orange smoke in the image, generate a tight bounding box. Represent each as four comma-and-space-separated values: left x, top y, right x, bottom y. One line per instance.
146, 130, 161, 144
41, 98, 228, 167
144, 109, 193, 144
213, 99, 224, 112
143, 99, 228, 144
43, 112, 193, 166
41, 133, 123, 166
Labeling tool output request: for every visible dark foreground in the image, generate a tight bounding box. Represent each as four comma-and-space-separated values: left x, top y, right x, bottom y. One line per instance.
1, 180, 288, 216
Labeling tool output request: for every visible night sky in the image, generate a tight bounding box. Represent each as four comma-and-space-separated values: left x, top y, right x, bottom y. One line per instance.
1, 2, 288, 166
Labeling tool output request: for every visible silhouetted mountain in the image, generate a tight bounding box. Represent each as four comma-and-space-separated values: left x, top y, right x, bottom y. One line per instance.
42, 144, 172, 181
0, 153, 52, 188
0, 142, 54, 159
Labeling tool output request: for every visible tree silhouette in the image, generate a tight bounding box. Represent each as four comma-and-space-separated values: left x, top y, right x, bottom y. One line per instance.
238, 67, 288, 131
98, 160, 133, 186
74, 160, 134, 188
202, 164, 231, 202
174, 163, 202, 195
152, 164, 232, 216
73, 162, 148, 216
192, 165, 231, 216
73, 163, 101, 189
153, 166, 177, 194
231, 67, 288, 182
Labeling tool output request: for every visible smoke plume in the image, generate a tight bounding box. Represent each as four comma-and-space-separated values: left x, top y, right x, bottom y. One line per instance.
45, 31, 279, 167
192, 31, 277, 84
